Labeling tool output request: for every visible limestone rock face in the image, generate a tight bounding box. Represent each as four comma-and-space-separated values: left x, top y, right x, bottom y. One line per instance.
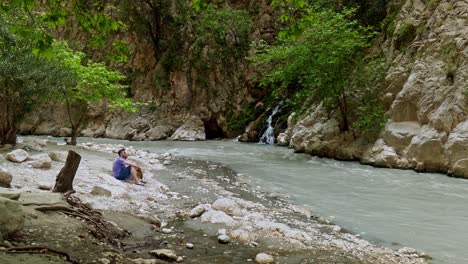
0, 197, 25, 239
145, 125, 174, 140
0, 168, 13, 188
286, 0, 468, 177
277, 112, 296, 146
6, 149, 29, 163
361, 139, 409, 169
170, 116, 206, 141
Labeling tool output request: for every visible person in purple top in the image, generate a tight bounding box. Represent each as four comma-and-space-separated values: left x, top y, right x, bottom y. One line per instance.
113, 148, 143, 184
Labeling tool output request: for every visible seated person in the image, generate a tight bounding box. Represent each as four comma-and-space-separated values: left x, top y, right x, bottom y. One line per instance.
112, 148, 144, 184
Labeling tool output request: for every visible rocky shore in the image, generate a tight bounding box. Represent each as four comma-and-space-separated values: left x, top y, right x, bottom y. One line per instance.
0, 137, 430, 263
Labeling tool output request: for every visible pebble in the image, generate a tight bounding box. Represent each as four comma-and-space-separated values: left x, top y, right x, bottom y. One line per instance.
217, 228, 226, 236
2, 240, 12, 248
176, 256, 184, 262
186, 243, 194, 249
218, 235, 230, 244
249, 242, 259, 247
38, 185, 52, 190
162, 228, 172, 234
255, 253, 274, 264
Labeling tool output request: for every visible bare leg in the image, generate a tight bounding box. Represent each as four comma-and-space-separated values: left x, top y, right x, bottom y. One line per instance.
130, 167, 140, 183
136, 168, 143, 180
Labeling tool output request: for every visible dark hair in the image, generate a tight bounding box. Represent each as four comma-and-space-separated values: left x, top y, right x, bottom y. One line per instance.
118, 148, 126, 156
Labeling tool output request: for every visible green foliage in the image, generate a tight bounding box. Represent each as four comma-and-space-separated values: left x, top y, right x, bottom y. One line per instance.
191, 5, 251, 82
0, 0, 127, 61
251, 7, 372, 106
348, 58, 389, 132
227, 103, 263, 132
0, 14, 73, 143
51, 41, 135, 112
251, 5, 391, 132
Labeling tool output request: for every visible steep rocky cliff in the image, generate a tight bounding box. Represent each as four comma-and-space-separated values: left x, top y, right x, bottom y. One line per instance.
282, 0, 468, 177
18, 0, 468, 178
20, 0, 277, 141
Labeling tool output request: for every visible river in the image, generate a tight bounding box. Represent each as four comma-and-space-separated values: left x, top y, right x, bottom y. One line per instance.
39, 137, 468, 264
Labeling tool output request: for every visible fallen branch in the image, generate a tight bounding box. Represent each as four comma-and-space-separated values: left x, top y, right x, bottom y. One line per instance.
3, 246, 77, 263
34, 205, 76, 213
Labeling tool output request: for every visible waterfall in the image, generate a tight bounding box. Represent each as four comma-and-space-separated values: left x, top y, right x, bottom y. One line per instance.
259, 105, 280, 144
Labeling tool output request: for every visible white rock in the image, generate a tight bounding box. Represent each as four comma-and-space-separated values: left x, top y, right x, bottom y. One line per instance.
27, 156, 52, 169
200, 210, 235, 226
212, 197, 243, 216
6, 149, 29, 163
231, 229, 253, 242
0, 169, 13, 188
255, 253, 274, 264
149, 249, 178, 261
398, 247, 418, 255
91, 186, 112, 197
217, 228, 226, 236
186, 243, 194, 249
0, 197, 25, 239
170, 116, 206, 141
162, 228, 172, 234
132, 259, 158, 264
218, 234, 230, 244
48, 151, 68, 162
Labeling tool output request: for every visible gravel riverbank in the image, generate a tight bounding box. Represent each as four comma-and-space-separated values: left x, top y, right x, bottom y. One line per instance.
0, 137, 430, 263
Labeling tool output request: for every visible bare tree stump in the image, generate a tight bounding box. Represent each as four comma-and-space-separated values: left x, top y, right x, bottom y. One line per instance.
53, 150, 81, 193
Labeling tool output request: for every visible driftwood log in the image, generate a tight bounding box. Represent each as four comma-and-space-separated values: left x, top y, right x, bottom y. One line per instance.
52, 150, 81, 193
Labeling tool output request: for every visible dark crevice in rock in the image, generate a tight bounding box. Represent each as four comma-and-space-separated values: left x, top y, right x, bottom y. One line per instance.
204, 117, 225, 139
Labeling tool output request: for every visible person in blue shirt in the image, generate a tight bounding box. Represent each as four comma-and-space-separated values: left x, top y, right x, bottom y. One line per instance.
112, 148, 143, 184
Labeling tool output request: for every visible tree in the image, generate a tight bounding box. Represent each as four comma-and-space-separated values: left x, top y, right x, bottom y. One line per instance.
52, 42, 136, 145
0, 14, 73, 145
251, 6, 373, 131
0, 0, 127, 60
0, 1, 129, 145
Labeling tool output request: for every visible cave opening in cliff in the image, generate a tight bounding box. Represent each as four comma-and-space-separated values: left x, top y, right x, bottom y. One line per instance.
204, 118, 225, 139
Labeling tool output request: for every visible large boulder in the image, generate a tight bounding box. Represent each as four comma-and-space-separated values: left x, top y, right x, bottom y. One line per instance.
6, 149, 29, 163
0, 197, 25, 239
0, 168, 13, 188
380, 122, 421, 154
212, 198, 243, 216
149, 249, 178, 262
27, 154, 52, 169
277, 112, 296, 146
31, 139, 48, 150
255, 253, 274, 264
361, 139, 409, 168
189, 204, 211, 218
48, 151, 68, 162
404, 125, 448, 171
446, 121, 468, 177
200, 209, 235, 226
91, 186, 112, 197
145, 125, 174, 140
170, 116, 206, 141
